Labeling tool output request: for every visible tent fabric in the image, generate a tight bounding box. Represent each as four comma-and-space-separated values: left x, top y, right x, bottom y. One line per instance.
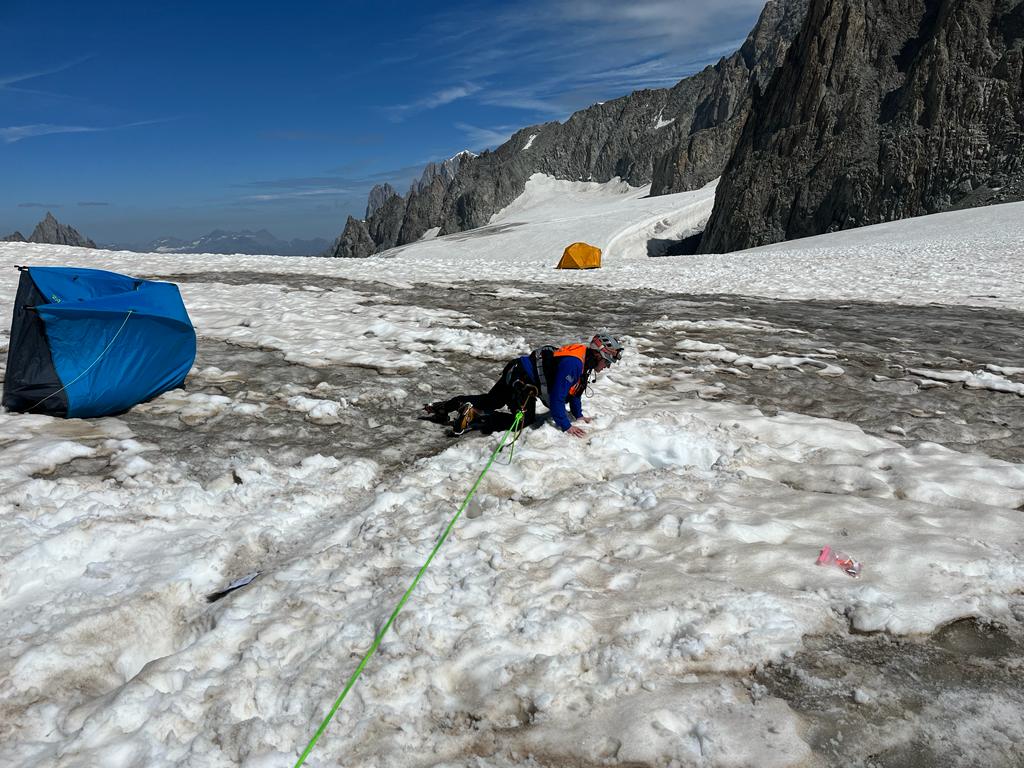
3, 270, 67, 416
2, 267, 196, 418
556, 242, 602, 269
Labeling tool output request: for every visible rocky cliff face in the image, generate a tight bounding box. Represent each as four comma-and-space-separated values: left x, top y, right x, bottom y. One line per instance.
325, 215, 375, 259
650, 0, 810, 195
2, 231, 26, 242
365, 183, 399, 220
701, 0, 1024, 253
27, 212, 96, 248
411, 151, 472, 195
325, 0, 809, 258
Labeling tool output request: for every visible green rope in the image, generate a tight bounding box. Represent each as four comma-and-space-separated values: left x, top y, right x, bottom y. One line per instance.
496, 411, 525, 465
293, 410, 524, 767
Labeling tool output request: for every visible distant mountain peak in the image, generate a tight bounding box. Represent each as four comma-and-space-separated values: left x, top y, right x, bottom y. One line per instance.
409, 151, 472, 197
135, 228, 329, 256
27, 212, 96, 248
366, 183, 399, 220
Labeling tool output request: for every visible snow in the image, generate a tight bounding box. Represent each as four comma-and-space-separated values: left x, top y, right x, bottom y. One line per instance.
676, 338, 846, 378
522, 133, 537, 151
654, 110, 675, 129
909, 367, 1024, 396
1, 176, 1023, 766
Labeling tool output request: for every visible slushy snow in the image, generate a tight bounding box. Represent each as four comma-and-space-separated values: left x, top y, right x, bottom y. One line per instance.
1, 175, 1023, 766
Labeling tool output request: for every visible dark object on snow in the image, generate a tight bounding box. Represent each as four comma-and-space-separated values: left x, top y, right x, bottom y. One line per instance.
648, 232, 703, 257
2, 266, 196, 418
206, 572, 260, 603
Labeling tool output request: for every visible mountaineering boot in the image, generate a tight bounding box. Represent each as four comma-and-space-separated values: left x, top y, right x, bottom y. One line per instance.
452, 403, 477, 435
423, 401, 450, 423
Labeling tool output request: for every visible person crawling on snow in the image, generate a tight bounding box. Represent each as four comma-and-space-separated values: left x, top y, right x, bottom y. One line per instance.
424, 333, 624, 438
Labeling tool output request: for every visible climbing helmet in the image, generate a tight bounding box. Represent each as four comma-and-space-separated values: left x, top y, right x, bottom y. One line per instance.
589, 333, 624, 365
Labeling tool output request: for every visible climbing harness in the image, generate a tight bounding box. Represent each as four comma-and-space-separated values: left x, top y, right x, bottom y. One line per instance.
293, 410, 524, 768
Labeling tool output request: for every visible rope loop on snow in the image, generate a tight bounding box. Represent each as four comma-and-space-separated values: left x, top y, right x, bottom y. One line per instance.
293, 409, 524, 767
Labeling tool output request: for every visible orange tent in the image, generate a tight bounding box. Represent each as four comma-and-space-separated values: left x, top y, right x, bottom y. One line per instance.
556, 241, 602, 269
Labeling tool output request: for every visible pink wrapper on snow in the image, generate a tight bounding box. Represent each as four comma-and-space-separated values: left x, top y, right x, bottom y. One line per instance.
816, 545, 863, 578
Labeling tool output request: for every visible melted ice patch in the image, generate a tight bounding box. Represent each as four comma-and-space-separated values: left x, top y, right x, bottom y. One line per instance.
678, 339, 845, 377
910, 367, 1024, 395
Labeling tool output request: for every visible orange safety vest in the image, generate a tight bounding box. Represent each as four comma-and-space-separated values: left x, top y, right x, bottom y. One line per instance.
554, 344, 588, 396
531, 343, 589, 406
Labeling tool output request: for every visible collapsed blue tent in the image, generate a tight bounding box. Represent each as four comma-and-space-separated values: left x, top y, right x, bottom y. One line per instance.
3, 266, 196, 418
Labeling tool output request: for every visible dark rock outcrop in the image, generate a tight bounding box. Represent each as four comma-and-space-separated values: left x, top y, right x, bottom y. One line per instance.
331, 0, 809, 255
2, 231, 27, 242
365, 183, 399, 220
400, 174, 449, 244
28, 212, 96, 248
701, 0, 1024, 254
325, 215, 376, 258
411, 152, 472, 195
650, 0, 810, 195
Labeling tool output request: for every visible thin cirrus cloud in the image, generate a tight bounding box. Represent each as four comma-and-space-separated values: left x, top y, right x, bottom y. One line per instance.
260, 129, 385, 145
240, 188, 353, 203
454, 122, 519, 151
386, 82, 483, 122
1, 118, 173, 144
0, 57, 93, 100
229, 163, 429, 207
1, 124, 104, 143
18, 202, 61, 208
410, 0, 764, 117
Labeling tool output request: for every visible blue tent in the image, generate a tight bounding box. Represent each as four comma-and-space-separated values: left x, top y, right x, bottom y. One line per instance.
3, 266, 196, 418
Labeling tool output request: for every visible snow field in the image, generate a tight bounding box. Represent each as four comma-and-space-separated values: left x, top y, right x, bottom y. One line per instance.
1, 175, 1023, 765
2, 326, 1023, 765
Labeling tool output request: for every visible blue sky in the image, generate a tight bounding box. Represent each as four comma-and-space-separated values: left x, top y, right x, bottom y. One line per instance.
1, 0, 766, 245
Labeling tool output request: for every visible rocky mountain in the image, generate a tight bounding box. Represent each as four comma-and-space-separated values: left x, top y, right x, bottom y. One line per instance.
2, 231, 26, 242
16, 212, 97, 248
145, 236, 191, 252
332, 215, 377, 259
133, 229, 330, 256
325, 0, 810, 258
365, 183, 399, 219
409, 151, 473, 196
700, 0, 1024, 253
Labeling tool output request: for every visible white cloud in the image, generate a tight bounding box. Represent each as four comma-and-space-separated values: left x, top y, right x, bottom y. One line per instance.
241, 188, 352, 202
1, 118, 173, 144
455, 122, 517, 150
1, 124, 102, 143
0, 57, 93, 99
412, 1, 768, 119
422, 84, 482, 108
388, 82, 483, 121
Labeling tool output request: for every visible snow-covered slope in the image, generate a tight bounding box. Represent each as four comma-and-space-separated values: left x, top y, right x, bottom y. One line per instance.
1, 180, 1023, 767
6, 173, 1022, 307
